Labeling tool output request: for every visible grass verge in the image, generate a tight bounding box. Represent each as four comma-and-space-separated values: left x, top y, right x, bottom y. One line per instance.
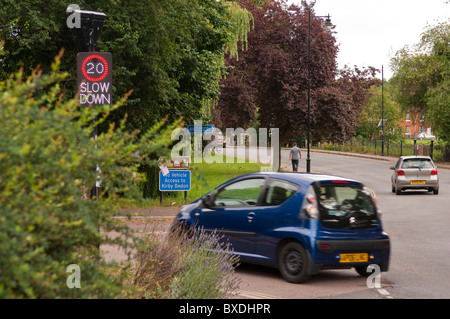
112, 155, 264, 208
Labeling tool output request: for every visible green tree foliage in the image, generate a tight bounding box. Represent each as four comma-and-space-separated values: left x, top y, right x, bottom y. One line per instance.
224, 1, 254, 60
0, 0, 252, 133
356, 84, 403, 141
0, 53, 176, 298
390, 20, 449, 141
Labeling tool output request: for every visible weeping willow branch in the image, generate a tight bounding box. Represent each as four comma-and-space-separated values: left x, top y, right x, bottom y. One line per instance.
223, 1, 254, 60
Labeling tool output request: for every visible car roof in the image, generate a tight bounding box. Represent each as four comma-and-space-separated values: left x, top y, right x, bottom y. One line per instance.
399, 155, 433, 160
232, 172, 360, 186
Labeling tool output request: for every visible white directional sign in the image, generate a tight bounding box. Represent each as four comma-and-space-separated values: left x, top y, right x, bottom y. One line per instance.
159, 170, 191, 191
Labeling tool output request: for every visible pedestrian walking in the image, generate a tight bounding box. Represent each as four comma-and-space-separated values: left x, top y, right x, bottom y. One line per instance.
289, 143, 301, 172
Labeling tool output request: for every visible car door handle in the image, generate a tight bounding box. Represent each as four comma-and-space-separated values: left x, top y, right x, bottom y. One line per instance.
247, 212, 255, 223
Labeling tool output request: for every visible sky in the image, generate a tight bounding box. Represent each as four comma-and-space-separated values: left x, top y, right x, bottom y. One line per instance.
288, 0, 449, 79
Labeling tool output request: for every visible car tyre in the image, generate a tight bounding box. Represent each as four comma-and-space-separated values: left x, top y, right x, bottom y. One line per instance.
278, 242, 310, 283
355, 265, 377, 277
395, 185, 401, 195
433, 189, 439, 195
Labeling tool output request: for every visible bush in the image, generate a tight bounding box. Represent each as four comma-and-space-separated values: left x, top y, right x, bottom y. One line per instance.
170, 227, 241, 299
131, 224, 241, 299
0, 53, 176, 298
131, 222, 185, 298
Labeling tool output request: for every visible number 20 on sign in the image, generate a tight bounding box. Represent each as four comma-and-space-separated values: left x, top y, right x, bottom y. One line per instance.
77, 52, 113, 108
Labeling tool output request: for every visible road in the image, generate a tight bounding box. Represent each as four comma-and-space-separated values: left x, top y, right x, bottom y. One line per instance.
235, 149, 450, 299
106, 149, 450, 299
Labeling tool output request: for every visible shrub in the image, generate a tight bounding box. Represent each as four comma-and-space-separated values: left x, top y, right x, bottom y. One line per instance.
0, 52, 176, 298
131, 222, 184, 298
169, 227, 241, 299
131, 224, 241, 299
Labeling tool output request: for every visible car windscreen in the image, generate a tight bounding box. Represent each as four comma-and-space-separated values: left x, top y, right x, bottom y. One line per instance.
401, 158, 433, 169
315, 183, 378, 229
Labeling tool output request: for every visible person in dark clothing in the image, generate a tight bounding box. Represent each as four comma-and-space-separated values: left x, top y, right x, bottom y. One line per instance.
289, 143, 301, 172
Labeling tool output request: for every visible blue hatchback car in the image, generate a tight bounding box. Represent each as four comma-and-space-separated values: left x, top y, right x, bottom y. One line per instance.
172, 172, 390, 283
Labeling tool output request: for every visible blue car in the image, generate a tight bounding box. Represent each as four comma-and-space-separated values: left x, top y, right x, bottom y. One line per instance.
172, 172, 390, 283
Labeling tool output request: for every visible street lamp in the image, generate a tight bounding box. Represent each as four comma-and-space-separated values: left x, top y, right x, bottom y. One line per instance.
306, 9, 333, 173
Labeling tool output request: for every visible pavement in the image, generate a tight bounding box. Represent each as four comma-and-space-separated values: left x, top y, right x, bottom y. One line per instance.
116, 205, 181, 219
302, 148, 450, 170
101, 206, 180, 263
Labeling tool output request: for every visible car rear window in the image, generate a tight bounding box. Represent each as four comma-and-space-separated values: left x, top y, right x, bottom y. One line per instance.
315, 183, 378, 229
401, 158, 433, 169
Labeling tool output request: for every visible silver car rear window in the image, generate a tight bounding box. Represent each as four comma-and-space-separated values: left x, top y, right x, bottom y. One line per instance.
401, 158, 433, 169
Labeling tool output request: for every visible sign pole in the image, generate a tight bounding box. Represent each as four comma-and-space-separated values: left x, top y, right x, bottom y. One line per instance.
69, 7, 112, 253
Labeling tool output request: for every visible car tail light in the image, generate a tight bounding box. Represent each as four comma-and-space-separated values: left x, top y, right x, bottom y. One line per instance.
431, 169, 438, 175
332, 180, 348, 184
364, 186, 382, 218
397, 170, 405, 176
300, 186, 319, 219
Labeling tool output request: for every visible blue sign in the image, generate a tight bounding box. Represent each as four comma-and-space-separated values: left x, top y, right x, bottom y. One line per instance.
159, 170, 191, 191
187, 124, 215, 134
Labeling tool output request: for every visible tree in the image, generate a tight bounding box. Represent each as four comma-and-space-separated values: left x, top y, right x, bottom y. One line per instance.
390, 19, 449, 141
427, 72, 450, 141
356, 83, 402, 141
214, 0, 378, 145
318, 66, 380, 143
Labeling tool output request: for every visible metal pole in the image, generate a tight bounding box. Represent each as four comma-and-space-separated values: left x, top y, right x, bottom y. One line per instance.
430, 140, 434, 160
88, 27, 101, 201
306, 8, 311, 173
381, 65, 385, 156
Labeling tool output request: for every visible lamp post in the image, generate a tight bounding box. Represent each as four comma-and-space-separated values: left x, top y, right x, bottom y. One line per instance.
306, 9, 332, 173
381, 65, 385, 156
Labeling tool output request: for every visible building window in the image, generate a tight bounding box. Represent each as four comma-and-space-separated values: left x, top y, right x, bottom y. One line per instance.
405, 113, 411, 122
405, 126, 411, 135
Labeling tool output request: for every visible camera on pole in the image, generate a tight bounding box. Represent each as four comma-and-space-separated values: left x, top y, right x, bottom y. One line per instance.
66, 5, 106, 52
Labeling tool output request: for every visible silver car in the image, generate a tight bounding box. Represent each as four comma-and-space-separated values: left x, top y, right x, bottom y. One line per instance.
390, 156, 439, 195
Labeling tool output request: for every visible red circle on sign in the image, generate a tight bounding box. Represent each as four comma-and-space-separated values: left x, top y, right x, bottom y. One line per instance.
81, 54, 109, 82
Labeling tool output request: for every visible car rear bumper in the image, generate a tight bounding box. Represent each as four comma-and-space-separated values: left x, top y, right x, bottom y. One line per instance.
316, 238, 390, 253
396, 175, 438, 190
307, 238, 390, 275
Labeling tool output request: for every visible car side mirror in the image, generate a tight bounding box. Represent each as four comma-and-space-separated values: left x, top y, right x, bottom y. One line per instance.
390, 166, 395, 170
202, 193, 214, 208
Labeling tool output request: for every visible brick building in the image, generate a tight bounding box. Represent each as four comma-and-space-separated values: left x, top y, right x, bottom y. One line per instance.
399, 113, 434, 139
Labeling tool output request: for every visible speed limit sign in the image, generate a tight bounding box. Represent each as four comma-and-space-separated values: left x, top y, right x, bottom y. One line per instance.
77, 52, 112, 107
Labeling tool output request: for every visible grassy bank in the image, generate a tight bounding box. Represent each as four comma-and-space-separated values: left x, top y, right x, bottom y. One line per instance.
112, 155, 264, 208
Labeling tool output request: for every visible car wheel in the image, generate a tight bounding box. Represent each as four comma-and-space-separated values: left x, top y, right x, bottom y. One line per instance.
395, 185, 401, 195
391, 184, 395, 193
433, 189, 439, 195
355, 265, 377, 277
278, 242, 310, 283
